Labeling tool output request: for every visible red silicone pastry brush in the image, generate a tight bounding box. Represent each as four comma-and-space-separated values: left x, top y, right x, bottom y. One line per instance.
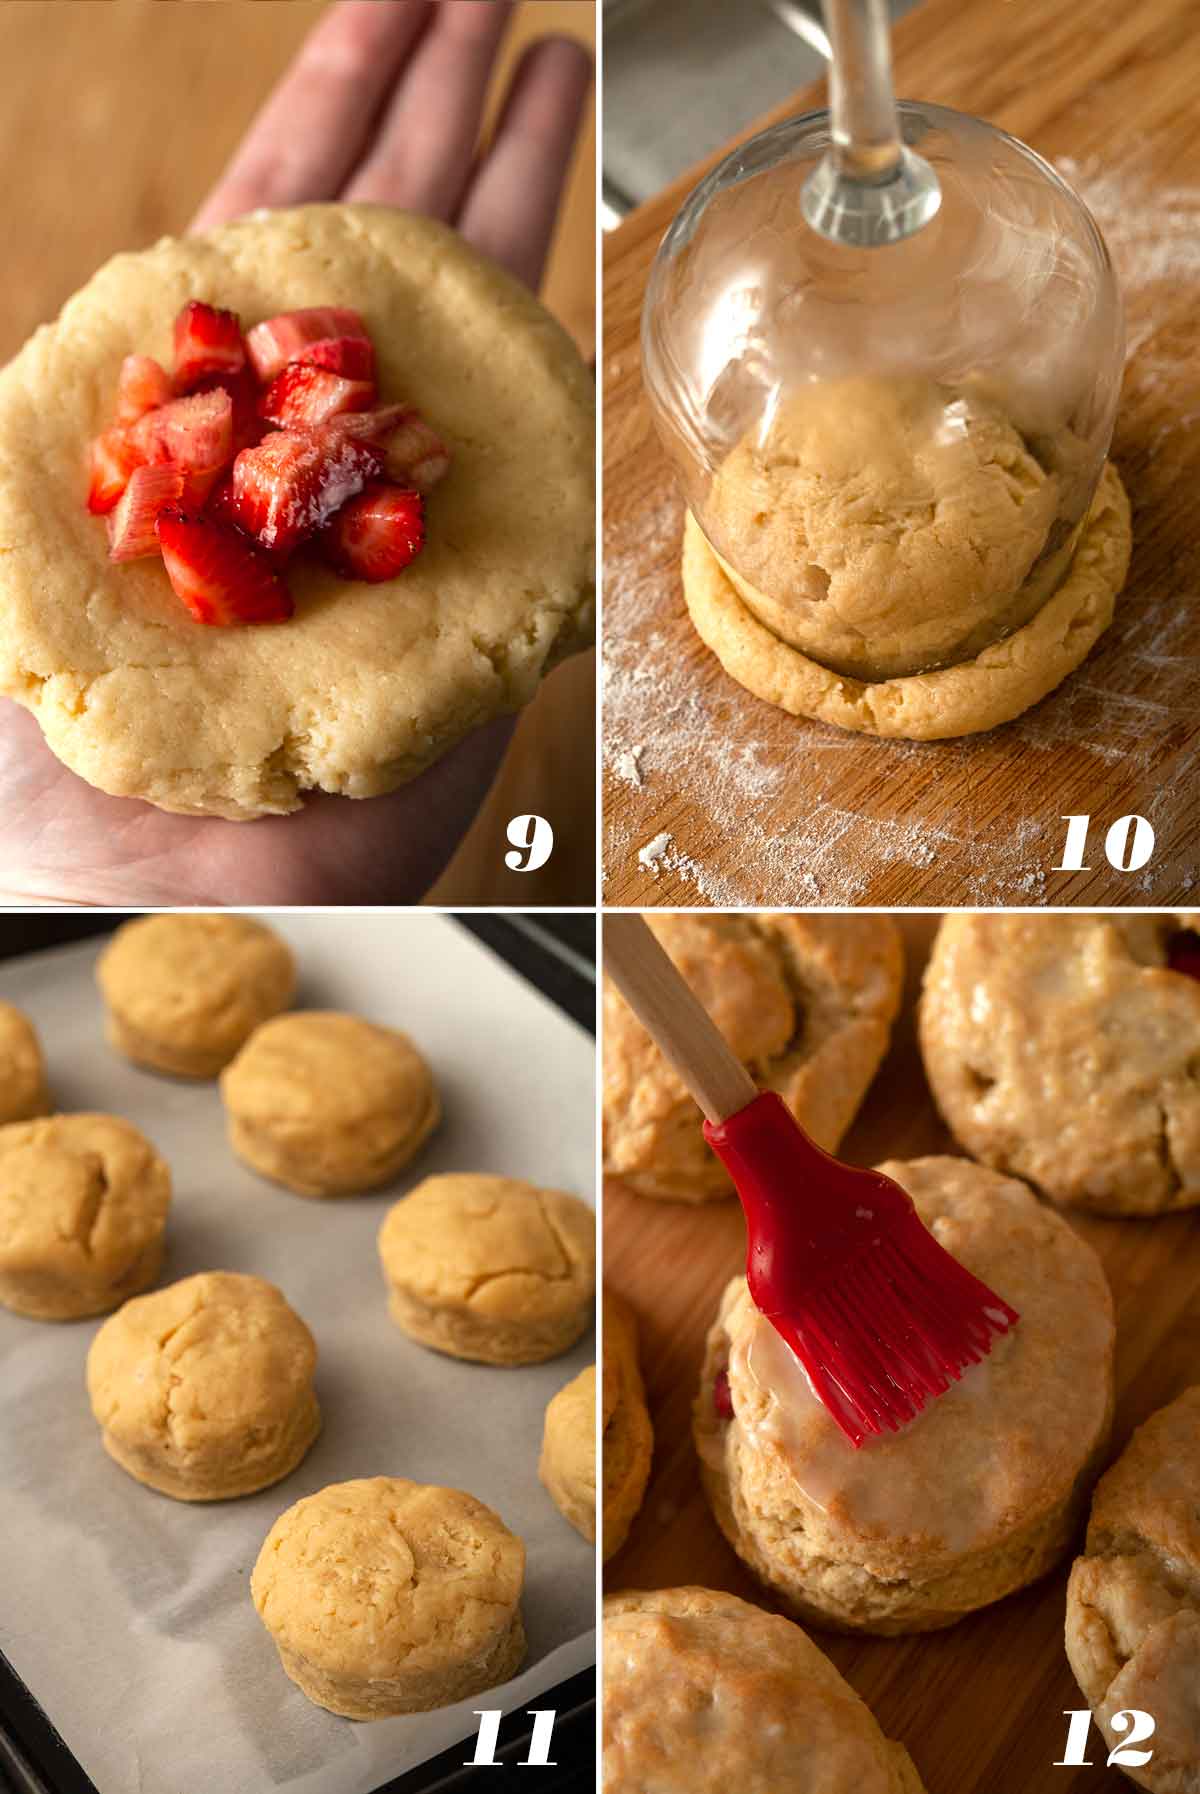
603, 915, 1020, 1447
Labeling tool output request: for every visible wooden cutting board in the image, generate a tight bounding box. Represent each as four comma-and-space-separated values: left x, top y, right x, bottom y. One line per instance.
602, 0, 1200, 909
603, 915, 1200, 1793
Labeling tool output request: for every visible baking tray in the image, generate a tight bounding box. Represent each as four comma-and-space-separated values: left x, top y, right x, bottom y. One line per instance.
0, 913, 596, 1794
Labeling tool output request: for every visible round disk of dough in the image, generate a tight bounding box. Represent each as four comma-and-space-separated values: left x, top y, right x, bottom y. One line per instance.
682, 461, 1130, 740
251, 1477, 526, 1719
0, 1001, 50, 1124
0, 204, 594, 818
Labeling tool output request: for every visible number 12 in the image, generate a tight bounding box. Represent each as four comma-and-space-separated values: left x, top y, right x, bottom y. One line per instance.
1055, 1708, 1155, 1768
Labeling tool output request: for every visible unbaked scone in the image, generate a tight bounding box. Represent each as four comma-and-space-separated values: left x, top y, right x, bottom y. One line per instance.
0, 1001, 50, 1123
0, 1113, 169, 1320
379, 1173, 594, 1365
695, 1157, 1114, 1633
920, 913, 1200, 1216
220, 1010, 439, 1196
0, 204, 593, 819
1067, 1388, 1200, 1793
97, 913, 295, 1077
604, 913, 903, 1202
87, 1270, 319, 1499
603, 1586, 927, 1793
683, 460, 1130, 740
252, 1477, 526, 1719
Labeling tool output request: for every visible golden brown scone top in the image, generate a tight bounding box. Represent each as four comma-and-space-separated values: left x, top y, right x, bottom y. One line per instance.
221, 1011, 431, 1129
0, 1113, 169, 1274
97, 914, 295, 1060
920, 913, 1200, 1214
604, 913, 903, 1201
603, 1586, 926, 1793
1067, 1388, 1200, 1793
0, 1002, 49, 1122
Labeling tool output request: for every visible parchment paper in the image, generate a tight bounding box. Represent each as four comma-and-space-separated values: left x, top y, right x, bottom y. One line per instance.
0, 914, 596, 1794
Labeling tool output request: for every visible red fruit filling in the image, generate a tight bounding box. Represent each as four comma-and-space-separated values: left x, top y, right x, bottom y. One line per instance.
713, 1368, 734, 1420
1167, 931, 1200, 981
85, 299, 445, 623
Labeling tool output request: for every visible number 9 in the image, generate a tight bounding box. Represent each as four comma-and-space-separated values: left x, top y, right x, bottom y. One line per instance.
505, 814, 554, 873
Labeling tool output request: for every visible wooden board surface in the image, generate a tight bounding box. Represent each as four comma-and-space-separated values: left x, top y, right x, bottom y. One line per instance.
602, 914, 1200, 1793
601, 0, 1200, 910
0, 0, 595, 907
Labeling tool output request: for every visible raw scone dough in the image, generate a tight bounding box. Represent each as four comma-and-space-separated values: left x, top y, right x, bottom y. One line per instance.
695, 1157, 1115, 1633
0, 1113, 170, 1320
604, 913, 903, 1201
1067, 1387, 1200, 1793
683, 460, 1130, 740
0, 204, 594, 819
378, 1173, 594, 1364
603, 1586, 927, 1794
220, 1011, 439, 1196
97, 913, 295, 1077
251, 1477, 526, 1719
0, 1001, 50, 1123
87, 1270, 319, 1499
920, 913, 1200, 1215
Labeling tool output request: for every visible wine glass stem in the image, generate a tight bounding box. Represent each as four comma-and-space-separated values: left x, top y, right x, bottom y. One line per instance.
823, 0, 903, 182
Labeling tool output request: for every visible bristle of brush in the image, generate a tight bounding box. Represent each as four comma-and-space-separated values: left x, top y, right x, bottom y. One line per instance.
772, 1207, 1019, 1448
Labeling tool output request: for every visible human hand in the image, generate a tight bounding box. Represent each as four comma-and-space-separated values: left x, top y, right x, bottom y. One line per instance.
0, 1, 592, 905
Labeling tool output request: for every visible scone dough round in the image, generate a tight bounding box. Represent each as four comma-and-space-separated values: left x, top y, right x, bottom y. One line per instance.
87, 1270, 319, 1499
378, 1173, 594, 1364
682, 460, 1130, 740
0, 1113, 170, 1320
0, 203, 594, 819
97, 913, 296, 1078
1067, 1388, 1200, 1794
920, 913, 1200, 1216
221, 1010, 439, 1196
603, 1586, 927, 1794
252, 1477, 526, 1719
695, 1157, 1115, 1633
604, 913, 903, 1201
0, 1002, 50, 1124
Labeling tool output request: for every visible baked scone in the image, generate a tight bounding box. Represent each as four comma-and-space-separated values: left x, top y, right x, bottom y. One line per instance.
540, 1365, 596, 1540
379, 1173, 594, 1365
920, 913, 1200, 1215
603, 1586, 927, 1793
0, 204, 593, 819
97, 913, 295, 1077
0, 1002, 50, 1124
220, 1011, 439, 1196
87, 1270, 319, 1499
695, 1157, 1115, 1633
604, 914, 903, 1201
252, 1477, 526, 1719
1067, 1388, 1200, 1793
0, 1113, 169, 1319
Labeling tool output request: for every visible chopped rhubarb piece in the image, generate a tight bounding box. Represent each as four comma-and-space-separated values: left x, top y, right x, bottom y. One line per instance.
1167, 930, 1200, 981
319, 404, 450, 492
173, 300, 247, 389
106, 465, 185, 561
245, 307, 369, 383
260, 364, 375, 430
193, 366, 262, 455
319, 481, 425, 582
115, 355, 173, 426
230, 429, 378, 557
87, 428, 144, 514
155, 507, 294, 626
713, 1368, 734, 1420
299, 335, 376, 381
131, 388, 233, 474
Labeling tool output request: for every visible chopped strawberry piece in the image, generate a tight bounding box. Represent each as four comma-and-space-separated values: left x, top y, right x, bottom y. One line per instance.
319, 481, 425, 582
713, 1368, 734, 1420
155, 507, 294, 626
318, 404, 450, 492
131, 388, 233, 474
106, 465, 185, 561
87, 428, 144, 514
1167, 931, 1200, 981
230, 429, 379, 557
245, 307, 369, 383
173, 300, 247, 389
260, 364, 374, 430
299, 335, 376, 381
204, 474, 238, 527
115, 355, 173, 426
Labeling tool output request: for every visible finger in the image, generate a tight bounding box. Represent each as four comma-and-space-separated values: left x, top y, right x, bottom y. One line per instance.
191, 0, 435, 233
457, 36, 592, 291
344, 0, 513, 217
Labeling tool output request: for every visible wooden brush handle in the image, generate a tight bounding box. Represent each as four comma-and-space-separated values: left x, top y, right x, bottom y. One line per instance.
603, 914, 758, 1124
